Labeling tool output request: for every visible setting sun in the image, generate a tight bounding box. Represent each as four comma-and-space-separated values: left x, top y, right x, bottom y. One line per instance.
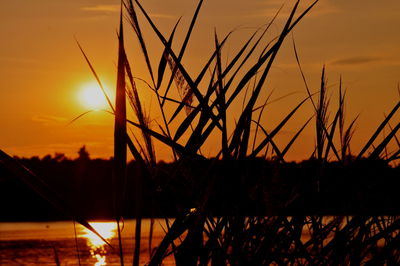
78, 83, 108, 110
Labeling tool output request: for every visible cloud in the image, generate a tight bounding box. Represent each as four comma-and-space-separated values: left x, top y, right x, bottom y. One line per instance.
246, 1, 340, 19
81, 5, 120, 13
80, 5, 175, 20
32, 115, 67, 126
0, 57, 39, 64
149, 13, 176, 20
331, 56, 383, 66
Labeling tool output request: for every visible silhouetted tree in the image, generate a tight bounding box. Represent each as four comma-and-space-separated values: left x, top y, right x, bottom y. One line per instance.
77, 145, 90, 161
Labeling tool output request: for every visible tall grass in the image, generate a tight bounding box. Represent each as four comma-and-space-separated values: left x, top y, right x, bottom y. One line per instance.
1, 0, 399, 265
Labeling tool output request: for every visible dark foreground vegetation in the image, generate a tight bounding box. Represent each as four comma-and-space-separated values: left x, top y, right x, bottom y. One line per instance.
1, 150, 399, 221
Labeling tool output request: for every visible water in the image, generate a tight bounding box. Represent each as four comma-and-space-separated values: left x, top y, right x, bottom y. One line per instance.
0, 219, 174, 266
2, 217, 393, 265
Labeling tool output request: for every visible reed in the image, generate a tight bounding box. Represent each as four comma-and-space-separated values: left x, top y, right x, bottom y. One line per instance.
121, 0, 399, 264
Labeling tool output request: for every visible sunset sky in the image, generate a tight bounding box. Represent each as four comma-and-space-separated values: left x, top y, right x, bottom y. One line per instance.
1, 0, 399, 161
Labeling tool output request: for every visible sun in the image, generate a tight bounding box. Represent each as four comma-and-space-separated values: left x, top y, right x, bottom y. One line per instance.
78, 82, 108, 110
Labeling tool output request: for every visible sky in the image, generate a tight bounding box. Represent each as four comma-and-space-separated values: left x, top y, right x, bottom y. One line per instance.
0, 0, 399, 161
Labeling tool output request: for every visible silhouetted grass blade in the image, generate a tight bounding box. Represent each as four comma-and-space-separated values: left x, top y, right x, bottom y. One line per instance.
357, 101, 400, 159
76, 40, 115, 113
161, 0, 204, 106
126, 0, 155, 87
251, 96, 310, 157
156, 19, 180, 91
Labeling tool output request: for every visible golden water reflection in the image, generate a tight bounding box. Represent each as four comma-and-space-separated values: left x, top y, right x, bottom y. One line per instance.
81, 222, 117, 266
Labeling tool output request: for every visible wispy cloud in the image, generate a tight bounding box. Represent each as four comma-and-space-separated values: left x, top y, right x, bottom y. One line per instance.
149, 13, 176, 20
331, 56, 383, 66
245, 1, 340, 19
81, 5, 120, 13
32, 115, 67, 126
0, 56, 39, 64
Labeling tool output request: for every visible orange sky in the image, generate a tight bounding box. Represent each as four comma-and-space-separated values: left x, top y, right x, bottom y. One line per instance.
0, 0, 399, 161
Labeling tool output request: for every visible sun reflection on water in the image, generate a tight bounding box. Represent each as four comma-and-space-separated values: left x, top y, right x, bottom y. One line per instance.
81, 222, 117, 266
94, 254, 106, 266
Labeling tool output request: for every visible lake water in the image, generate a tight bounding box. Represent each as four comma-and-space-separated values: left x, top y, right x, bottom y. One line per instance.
0, 219, 174, 266
1, 217, 391, 265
